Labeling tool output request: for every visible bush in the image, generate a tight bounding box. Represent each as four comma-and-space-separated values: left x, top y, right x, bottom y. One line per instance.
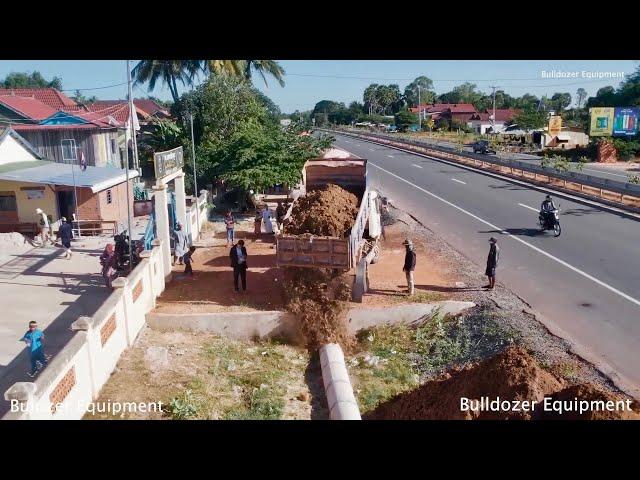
612, 138, 640, 161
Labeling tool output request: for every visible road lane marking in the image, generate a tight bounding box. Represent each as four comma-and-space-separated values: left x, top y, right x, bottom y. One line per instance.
518, 203, 539, 212
451, 178, 466, 185
583, 168, 629, 179
387, 154, 394, 158
369, 161, 640, 309
369, 148, 375, 152
412, 164, 423, 169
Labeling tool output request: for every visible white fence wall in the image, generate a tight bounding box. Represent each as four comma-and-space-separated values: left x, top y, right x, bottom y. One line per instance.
3, 199, 208, 420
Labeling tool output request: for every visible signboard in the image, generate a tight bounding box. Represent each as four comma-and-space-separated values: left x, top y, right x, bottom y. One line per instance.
153, 146, 184, 180
548, 115, 562, 137
612, 107, 639, 137
589, 107, 615, 136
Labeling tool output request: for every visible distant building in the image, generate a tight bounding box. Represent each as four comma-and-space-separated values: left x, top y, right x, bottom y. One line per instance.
0, 127, 138, 234
280, 118, 292, 127
468, 109, 521, 134
409, 103, 479, 128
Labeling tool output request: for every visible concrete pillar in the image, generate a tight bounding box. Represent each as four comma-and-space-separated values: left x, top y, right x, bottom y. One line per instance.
139, 250, 157, 308
3, 382, 36, 420
174, 172, 188, 230
151, 239, 168, 289
70, 316, 98, 399
112, 277, 133, 346
152, 184, 172, 279
320, 343, 361, 420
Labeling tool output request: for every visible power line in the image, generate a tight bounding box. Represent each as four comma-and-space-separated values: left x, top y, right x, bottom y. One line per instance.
59, 82, 128, 92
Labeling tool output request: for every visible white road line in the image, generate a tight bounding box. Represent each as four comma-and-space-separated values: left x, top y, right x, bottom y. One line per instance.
369, 161, 640, 309
451, 178, 466, 185
412, 164, 423, 169
518, 203, 539, 212
583, 168, 629, 179
369, 148, 375, 152
386, 154, 394, 158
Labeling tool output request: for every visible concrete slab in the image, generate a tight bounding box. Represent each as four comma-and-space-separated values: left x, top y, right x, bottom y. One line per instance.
0, 236, 113, 416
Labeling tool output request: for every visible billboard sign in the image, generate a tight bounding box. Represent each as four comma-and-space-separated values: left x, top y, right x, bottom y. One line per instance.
612, 107, 639, 137
548, 115, 562, 137
153, 146, 184, 180
589, 107, 615, 136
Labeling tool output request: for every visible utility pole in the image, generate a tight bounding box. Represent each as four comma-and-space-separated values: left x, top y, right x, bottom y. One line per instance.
418, 86, 422, 130
190, 112, 200, 235
124, 60, 134, 273
489, 85, 497, 131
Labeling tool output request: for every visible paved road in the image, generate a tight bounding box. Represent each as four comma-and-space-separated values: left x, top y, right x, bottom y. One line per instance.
361, 133, 638, 183
333, 132, 640, 398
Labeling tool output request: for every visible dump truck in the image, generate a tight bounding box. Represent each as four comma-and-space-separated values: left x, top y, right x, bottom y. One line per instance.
275, 148, 383, 301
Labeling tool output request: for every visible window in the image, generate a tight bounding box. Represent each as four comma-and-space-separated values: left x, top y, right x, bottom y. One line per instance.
0, 192, 17, 212
61, 139, 77, 162
106, 189, 113, 204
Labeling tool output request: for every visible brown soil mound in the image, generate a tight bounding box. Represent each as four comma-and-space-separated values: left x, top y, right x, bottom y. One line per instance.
538, 384, 640, 420
364, 346, 564, 420
283, 267, 353, 351
285, 184, 359, 237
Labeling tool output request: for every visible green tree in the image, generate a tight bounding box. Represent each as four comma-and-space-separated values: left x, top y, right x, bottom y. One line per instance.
617, 66, 640, 106
586, 86, 616, 108
132, 60, 201, 104
404, 76, 436, 107
243, 60, 286, 87
1, 71, 62, 90
551, 92, 572, 111
71, 90, 97, 104
575, 88, 587, 108
394, 109, 418, 132
512, 110, 547, 130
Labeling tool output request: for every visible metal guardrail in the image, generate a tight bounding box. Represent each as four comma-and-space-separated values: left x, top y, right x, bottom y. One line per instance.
321, 128, 640, 207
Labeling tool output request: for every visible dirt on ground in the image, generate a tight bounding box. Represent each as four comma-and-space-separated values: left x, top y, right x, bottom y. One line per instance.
154, 218, 285, 313
86, 326, 324, 420
285, 184, 359, 237
363, 346, 640, 420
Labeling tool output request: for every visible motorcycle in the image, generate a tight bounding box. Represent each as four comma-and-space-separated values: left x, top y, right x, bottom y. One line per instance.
539, 208, 561, 237
114, 230, 144, 270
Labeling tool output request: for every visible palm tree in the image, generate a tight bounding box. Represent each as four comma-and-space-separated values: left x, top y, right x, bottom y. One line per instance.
243, 60, 285, 87
131, 60, 200, 104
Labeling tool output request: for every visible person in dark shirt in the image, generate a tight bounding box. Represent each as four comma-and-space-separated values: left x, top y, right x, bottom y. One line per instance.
183, 246, 196, 276
229, 240, 248, 292
59, 217, 73, 259
402, 239, 416, 296
484, 237, 500, 290
276, 201, 286, 232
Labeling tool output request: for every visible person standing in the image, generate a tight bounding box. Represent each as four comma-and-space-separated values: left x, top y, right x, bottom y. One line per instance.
262, 206, 274, 234
229, 239, 248, 293
99, 243, 117, 289
59, 217, 73, 259
224, 210, 235, 247
20, 321, 48, 378
485, 237, 500, 290
254, 205, 263, 238
276, 201, 286, 232
36, 208, 51, 246
183, 246, 196, 277
402, 239, 416, 296
172, 222, 189, 265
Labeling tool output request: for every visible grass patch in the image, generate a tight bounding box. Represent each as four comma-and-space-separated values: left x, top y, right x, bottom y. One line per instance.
349, 305, 517, 413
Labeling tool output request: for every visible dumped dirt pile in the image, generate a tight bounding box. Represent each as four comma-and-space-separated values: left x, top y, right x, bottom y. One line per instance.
285, 184, 359, 237
363, 346, 640, 420
283, 267, 353, 351
0, 232, 32, 252
539, 384, 640, 420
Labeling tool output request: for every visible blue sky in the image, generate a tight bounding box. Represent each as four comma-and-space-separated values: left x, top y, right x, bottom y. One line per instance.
0, 60, 637, 113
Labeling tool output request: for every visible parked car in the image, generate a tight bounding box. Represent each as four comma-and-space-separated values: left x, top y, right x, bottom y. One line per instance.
472, 140, 496, 154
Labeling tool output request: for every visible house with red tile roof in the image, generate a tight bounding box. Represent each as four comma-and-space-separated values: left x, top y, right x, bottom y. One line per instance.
409, 103, 479, 129
468, 109, 521, 134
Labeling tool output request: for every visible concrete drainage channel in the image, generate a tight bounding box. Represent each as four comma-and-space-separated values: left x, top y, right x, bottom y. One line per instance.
147, 300, 475, 420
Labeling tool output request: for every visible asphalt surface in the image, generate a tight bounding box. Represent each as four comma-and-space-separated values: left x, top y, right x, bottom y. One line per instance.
376, 134, 637, 182
332, 132, 640, 398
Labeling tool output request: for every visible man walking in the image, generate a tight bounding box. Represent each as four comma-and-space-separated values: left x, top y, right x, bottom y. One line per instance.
402, 239, 416, 296
229, 239, 248, 293
485, 237, 500, 290
20, 321, 48, 377
224, 210, 235, 247
59, 217, 73, 259
36, 208, 51, 246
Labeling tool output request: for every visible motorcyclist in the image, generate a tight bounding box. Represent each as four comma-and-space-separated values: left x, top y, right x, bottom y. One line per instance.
539, 195, 557, 227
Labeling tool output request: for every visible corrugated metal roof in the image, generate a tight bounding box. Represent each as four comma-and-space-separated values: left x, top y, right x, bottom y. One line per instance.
0, 160, 139, 193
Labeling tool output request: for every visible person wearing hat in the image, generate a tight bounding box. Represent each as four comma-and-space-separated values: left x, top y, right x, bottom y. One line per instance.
35, 208, 51, 246
172, 222, 189, 266
59, 217, 73, 259
402, 239, 416, 296
485, 237, 500, 290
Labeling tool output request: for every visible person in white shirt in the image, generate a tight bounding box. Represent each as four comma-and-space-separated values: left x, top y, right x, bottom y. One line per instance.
36, 208, 51, 246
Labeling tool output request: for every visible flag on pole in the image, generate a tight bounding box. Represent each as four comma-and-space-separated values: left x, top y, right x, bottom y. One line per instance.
80, 151, 87, 171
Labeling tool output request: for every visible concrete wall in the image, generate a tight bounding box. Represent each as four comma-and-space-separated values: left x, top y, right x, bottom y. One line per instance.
97, 181, 132, 224
2, 240, 169, 420
0, 179, 58, 224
